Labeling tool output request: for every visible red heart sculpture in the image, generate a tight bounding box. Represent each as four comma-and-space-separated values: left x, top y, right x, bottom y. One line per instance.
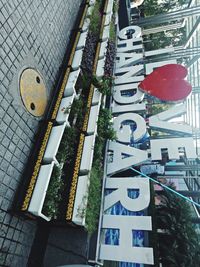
139, 64, 192, 101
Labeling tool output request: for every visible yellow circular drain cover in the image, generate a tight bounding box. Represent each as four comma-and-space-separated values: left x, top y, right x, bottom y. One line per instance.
20, 69, 47, 117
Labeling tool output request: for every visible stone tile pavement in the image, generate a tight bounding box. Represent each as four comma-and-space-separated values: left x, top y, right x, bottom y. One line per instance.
0, 0, 82, 266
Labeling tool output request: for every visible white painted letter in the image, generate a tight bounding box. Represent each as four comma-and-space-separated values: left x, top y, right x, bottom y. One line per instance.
149, 103, 192, 135
107, 141, 148, 175
104, 177, 150, 211
118, 26, 142, 40
113, 113, 146, 144
150, 138, 197, 160
100, 215, 154, 264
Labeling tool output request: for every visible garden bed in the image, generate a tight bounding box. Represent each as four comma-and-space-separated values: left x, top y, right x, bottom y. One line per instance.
26, 0, 118, 224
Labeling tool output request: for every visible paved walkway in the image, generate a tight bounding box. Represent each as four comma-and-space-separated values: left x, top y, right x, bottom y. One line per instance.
0, 0, 82, 266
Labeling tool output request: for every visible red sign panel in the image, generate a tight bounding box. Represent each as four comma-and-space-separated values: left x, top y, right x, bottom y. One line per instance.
139, 64, 192, 101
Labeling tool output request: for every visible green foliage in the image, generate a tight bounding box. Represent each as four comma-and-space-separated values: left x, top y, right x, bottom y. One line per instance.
89, 1, 101, 35
70, 97, 84, 119
156, 190, 200, 267
43, 165, 64, 219
148, 182, 160, 267
81, 74, 91, 91
93, 135, 104, 163
141, 0, 188, 17
109, 20, 116, 42
140, 0, 187, 50
143, 27, 186, 50
85, 164, 102, 234
91, 75, 113, 96
148, 103, 173, 116
69, 97, 86, 130
57, 126, 78, 164
113, 0, 119, 14
97, 108, 116, 141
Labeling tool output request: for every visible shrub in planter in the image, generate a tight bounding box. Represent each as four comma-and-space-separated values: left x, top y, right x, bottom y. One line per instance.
93, 135, 104, 163
91, 74, 113, 96
89, 0, 102, 36
81, 0, 103, 73
81, 32, 98, 73
109, 20, 116, 42
104, 40, 116, 76
97, 108, 116, 141
85, 164, 102, 234
68, 97, 86, 129
42, 165, 64, 219
56, 126, 78, 165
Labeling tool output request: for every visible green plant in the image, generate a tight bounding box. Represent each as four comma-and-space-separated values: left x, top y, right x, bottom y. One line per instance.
68, 97, 86, 129
155, 188, 200, 266
57, 126, 78, 164
81, 74, 91, 91
109, 20, 116, 42
70, 98, 84, 118
97, 108, 116, 141
93, 135, 104, 163
85, 164, 102, 234
91, 75, 113, 96
89, 1, 101, 35
42, 165, 64, 219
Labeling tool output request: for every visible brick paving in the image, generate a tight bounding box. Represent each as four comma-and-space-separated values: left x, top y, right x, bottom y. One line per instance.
0, 0, 82, 266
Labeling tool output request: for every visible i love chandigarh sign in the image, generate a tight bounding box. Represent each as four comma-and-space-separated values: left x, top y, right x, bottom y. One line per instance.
98, 25, 196, 265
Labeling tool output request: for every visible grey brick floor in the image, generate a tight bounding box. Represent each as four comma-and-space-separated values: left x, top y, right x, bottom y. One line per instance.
0, 0, 82, 266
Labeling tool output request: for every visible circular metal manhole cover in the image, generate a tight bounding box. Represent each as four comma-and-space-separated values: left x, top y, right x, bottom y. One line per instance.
19, 68, 47, 117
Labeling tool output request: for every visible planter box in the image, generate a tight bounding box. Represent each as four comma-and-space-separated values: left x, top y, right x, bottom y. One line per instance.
79, 135, 95, 175
105, 0, 114, 14
96, 58, 105, 78
82, 18, 90, 32
99, 40, 108, 59
43, 123, 66, 163
101, 25, 110, 42
105, 13, 112, 26
92, 87, 102, 106
71, 49, 83, 70
56, 95, 75, 125
87, 104, 100, 135
87, 5, 93, 16
28, 161, 55, 221
72, 175, 90, 226
64, 69, 80, 97
76, 30, 88, 50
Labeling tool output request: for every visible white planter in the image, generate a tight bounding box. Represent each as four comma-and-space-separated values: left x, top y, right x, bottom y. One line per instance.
105, 0, 114, 14
82, 18, 90, 32
71, 49, 83, 70
87, 5, 93, 16
99, 40, 108, 59
28, 161, 55, 221
56, 95, 75, 125
72, 175, 90, 226
76, 30, 88, 50
105, 13, 112, 26
64, 69, 80, 97
43, 123, 66, 163
92, 87, 102, 106
87, 104, 100, 135
89, 0, 96, 6
96, 58, 105, 78
80, 135, 95, 175
102, 25, 110, 42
